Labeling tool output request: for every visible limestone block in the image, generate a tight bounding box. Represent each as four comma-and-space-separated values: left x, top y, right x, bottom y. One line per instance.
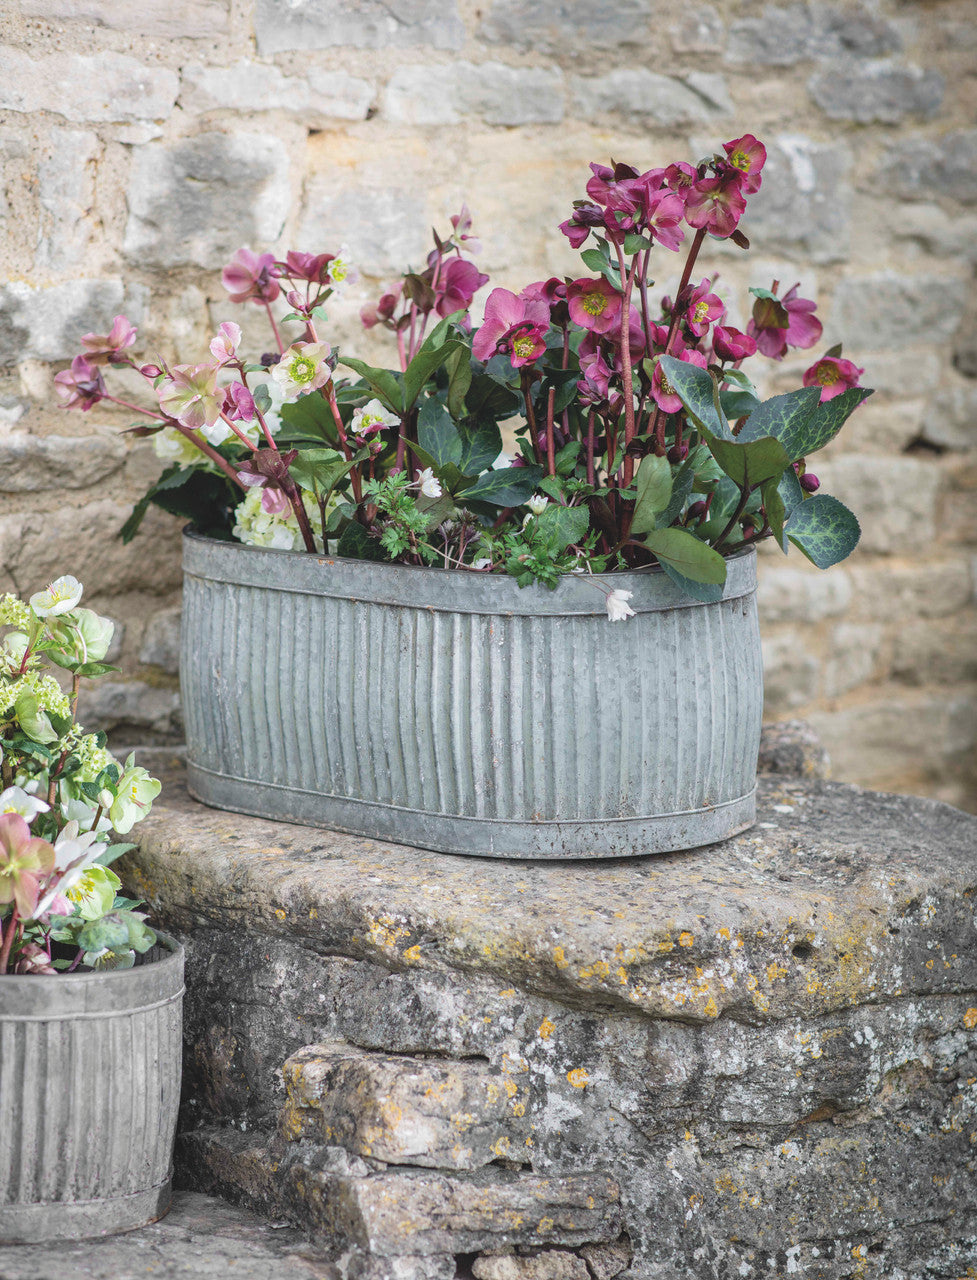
756, 563, 852, 625
0, 433, 126, 493
846, 558, 973, 620
829, 272, 967, 350
813, 455, 941, 553
36, 129, 99, 273
571, 71, 731, 125
0, 49, 178, 123
891, 613, 977, 686
254, 0, 464, 54
881, 129, 977, 205
123, 133, 291, 270
383, 64, 565, 127
0, 501, 183, 596
579, 1241, 631, 1279
808, 61, 944, 124
920, 382, 977, 451
743, 136, 852, 265
326, 1169, 622, 1257
478, 0, 649, 52
280, 1042, 529, 1169
138, 605, 182, 674
180, 62, 374, 123
472, 1252, 589, 1279
725, 3, 900, 65
297, 179, 424, 278
669, 6, 724, 53
0, 279, 148, 365
78, 678, 182, 738
347, 1251, 456, 1280
822, 622, 883, 698
760, 632, 821, 711
19, 0, 230, 37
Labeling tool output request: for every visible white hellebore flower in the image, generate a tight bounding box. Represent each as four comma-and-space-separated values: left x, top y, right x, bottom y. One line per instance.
605, 589, 636, 622
33, 820, 103, 917
0, 785, 50, 824
527, 494, 549, 516
30, 575, 83, 618
417, 468, 443, 499
350, 398, 398, 440
326, 245, 357, 293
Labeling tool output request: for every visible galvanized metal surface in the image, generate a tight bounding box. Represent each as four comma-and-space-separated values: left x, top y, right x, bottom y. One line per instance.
0, 933, 184, 1243
182, 533, 763, 858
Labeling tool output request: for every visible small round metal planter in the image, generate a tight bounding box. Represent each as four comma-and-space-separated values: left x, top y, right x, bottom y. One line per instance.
181, 531, 763, 859
0, 933, 184, 1243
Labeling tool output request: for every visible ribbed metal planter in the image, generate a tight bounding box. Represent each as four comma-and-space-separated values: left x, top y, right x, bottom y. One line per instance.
182, 531, 763, 858
0, 933, 184, 1243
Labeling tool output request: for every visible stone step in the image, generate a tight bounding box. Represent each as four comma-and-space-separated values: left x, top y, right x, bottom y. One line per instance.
0, 1190, 337, 1280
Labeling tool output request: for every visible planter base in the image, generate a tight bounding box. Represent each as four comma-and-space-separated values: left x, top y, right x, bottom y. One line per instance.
187, 762, 757, 858
0, 1180, 172, 1245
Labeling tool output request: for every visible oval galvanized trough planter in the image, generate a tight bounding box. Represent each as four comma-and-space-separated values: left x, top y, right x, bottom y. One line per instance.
0, 933, 184, 1243
181, 531, 763, 859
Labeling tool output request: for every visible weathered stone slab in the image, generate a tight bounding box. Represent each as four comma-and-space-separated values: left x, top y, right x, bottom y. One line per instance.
280, 1042, 529, 1169
131, 768, 977, 1277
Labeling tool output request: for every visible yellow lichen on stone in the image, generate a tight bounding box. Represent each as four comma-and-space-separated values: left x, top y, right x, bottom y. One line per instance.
963, 1008, 977, 1029
567, 1068, 589, 1088
537, 1217, 554, 1233
703, 996, 719, 1019
274, 908, 286, 920
766, 961, 788, 983
678, 931, 695, 948
402, 945, 422, 963
538, 1017, 555, 1040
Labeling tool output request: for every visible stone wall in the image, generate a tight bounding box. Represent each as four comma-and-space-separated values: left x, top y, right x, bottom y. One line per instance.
1, 0, 975, 808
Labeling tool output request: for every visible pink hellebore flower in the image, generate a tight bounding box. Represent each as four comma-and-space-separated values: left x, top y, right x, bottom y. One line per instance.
54, 356, 105, 411
642, 188, 686, 251
651, 349, 708, 415
222, 249, 281, 305
434, 258, 490, 319
559, 201, 605, 249
361, 282, 404, 330
157, 363, 223, 431
664, 161, 697, 196
802, 355, 864, 401
0, 813, 55, 919
684, 279, 725, 338
278, 251, 334, 284
210, 321, 242, 367
684, 169, 747, 239
450, 205, 481, 255
748, 284, 823, 360
722, 134, 767, 195
712, 325, 757, 362
80, 314, 137, 365
224, 381, 256, 422
472, 288, 550, 368
271, 342, 332, 399
261, 487, 292, 515
566, 277, 623, 336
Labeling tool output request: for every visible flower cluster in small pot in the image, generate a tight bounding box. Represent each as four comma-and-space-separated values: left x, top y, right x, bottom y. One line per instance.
57, 136, 870, 613
0, 578, 160, 975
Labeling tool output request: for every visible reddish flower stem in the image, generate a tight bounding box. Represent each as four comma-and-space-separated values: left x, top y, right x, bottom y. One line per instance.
324, 384, 363, 503
172, 423, 249, 491
613, 244, 640, 488
0, 906, 20, 975
105, 395, 164, 419
520, 372, 543, 466
586, 411, 596, 487
545, 386, 556, 477
648, 227, 707, 452
263, 301, 285, 354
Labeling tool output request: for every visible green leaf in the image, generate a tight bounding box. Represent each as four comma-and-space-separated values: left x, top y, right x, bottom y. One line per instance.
761, 476, 787, 549
403, 335, 466, 412
445, 345, 473, 420
465, 368, 522, 421
555, 441, 581, 476
777, 465, 805, 547
658, 356, 732, 440
659, 561, 725, 603
123, 468, 238, 543
749, 286, 779, 301
720, 388, 761, 420
784, 494, 861, 569
703, 433, 791, 491
735, 386, 822, 448
642, 528, 728, 584
278, 392, 340, 445
340, 356, 405, 414
631, 454, 673, 536
417, 398, 463, 470
779, 386, 874, 460
456, 465, 544, 508
534, 503, 590, 552
457, 421, 504, 477
287, 447, 356, 497
95, 842, 136, 867
622, 232, 651, 255
78, 914, 130, 954
579, 247, 607, 273
336, 522, 387, 561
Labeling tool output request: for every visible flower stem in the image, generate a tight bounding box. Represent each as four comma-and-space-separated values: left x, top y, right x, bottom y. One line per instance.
0, 905, 20, 975
172, 424, 248, 491
614, 244, 640, 488
545, 386, 556, 477
264, 301, 285, 355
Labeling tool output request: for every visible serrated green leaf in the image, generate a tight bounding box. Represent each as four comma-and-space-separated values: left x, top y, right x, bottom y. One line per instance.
631, 454, 673, 536
658, 356, 732, 440
779, 387, 874, 460
78, 914, 130, 954
457, 421, 504, 478
623, 232, 651, 255
703, 432, 791, 491
534, 503, 590, 552
736, 386, 822, 448
761, 476, 787, 549
417, 398, 463, 470
445, 345, 473, 420
642, 528, 728, 584
403, 335, 466, 412
749, 286, 778, 301
784, 493, 861, 568
456, 465, 543, 508
287, 447, 356, 497
278, 393, 341, 445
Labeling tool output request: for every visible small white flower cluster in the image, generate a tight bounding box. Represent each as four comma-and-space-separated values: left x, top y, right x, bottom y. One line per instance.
231, 487, 324, 552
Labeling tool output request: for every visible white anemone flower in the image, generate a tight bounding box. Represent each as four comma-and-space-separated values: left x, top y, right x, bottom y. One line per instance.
527, 494, 549, 516
30, 575, 83, 617
417, 468, 443, 499
605, 589, 636, 622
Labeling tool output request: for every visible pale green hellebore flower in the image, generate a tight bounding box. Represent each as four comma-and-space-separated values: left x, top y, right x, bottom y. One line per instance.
29, 575, 83, 618
108, 757, 161, 834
